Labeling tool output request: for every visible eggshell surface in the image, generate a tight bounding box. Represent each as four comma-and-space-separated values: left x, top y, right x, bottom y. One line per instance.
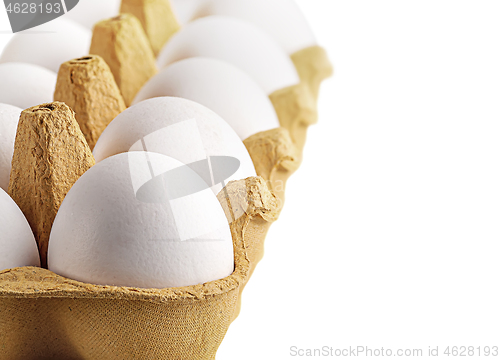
133, 57, 280, 140
0, 18, 91, 73
156, 16, 300, 94
93, 97, 256, 195
0, 103, 22, 192
65, 0, 121, 29
0, 63, 57, 109
196, 0, 317, 55
0, 188, 40, 271
48, 152, 234, 289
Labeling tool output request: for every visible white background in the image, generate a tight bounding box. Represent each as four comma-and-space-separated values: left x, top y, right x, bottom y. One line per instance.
219, 1, 500, 359
1, 1, 500, 359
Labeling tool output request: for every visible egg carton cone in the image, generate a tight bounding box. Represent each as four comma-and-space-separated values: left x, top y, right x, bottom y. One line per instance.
7, 102, 95, 268
120, 0, 181, 56
54, 55, 127, 150
89, 14, 158, 106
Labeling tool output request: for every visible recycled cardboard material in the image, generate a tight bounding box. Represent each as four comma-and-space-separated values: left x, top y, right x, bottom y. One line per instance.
291, 45, 333, 101
269, 83, 317, 156
217, 177, 279, 320
270, 46, 332, 156
54, 55, 127, 150
0, 176, 278, 360
89, 14, 158, 106
120, 0, 181, 56
7, 102, 95, 268
244, 127, 300, 212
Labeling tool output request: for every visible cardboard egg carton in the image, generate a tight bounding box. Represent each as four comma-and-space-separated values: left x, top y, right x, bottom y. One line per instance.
0, 4, 332, 359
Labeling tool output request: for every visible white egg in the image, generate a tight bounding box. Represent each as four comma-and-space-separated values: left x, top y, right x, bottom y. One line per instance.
48, 151, 234, 288
93, 97, 256, 195
196, 0, 317, 55
0, 63, 57, 109
156, 16, 300, 95
0, 187, 40, 271
170, 0, 209, 24
64, 0, 121, 29
133, 57, 280, 140
0, 18, 91, 73
0, 103, 22, 192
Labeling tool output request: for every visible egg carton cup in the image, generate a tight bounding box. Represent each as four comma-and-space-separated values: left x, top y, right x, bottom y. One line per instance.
0, 176, 278, 360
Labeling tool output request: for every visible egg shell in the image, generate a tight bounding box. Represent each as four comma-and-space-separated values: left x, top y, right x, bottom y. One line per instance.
0, 188, 40, 271
0, 18, 91, 73
170, 0, 209, 24
93, 97, 256, 195
196, 0, 317, 55
0, 63, 57, 109
133, 57, 280, 140
156, 16, 300, 94
48, 151, 234, 288
64, 0, 121, 29
0, 103, 22, 192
